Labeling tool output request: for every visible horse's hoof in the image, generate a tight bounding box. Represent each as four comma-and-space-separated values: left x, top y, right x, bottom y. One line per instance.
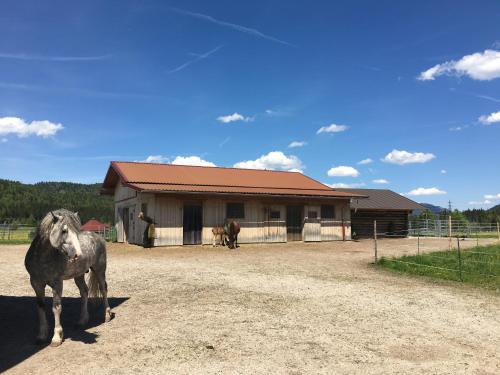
105, 311, 115, 323
50, 340, 62, 347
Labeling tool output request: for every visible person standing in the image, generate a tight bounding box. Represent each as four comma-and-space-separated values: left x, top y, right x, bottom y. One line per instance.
138, 212, 155, 248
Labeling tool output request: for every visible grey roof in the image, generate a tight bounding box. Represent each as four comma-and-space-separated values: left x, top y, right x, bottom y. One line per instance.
336, 189, 425, 211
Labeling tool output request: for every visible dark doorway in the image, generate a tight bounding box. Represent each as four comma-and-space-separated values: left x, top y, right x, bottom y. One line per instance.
286, 205, 303, 241
183, 204, 203, 245
122, 207, 130, 243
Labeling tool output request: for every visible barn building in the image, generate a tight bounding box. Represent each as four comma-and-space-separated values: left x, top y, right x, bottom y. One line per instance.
101, 161, 364, 246
336, 188, 424, 238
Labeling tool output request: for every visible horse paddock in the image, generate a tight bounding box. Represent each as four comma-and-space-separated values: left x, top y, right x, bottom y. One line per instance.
1, 239, 499, 374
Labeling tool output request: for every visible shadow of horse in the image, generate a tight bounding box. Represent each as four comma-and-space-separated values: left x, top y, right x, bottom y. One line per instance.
0, 295, 128, 373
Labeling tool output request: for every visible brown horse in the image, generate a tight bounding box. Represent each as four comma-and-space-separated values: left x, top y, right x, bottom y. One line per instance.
211, 226, 225, 247
226, 221, 240, 249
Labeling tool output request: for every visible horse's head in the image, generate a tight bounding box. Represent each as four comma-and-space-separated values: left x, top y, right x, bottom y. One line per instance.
43, 210, 82, 262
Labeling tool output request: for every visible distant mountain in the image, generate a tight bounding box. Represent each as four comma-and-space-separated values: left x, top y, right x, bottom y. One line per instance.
419, 203, 446, 214
488, 204, 500, 213
0, 179, 113, 224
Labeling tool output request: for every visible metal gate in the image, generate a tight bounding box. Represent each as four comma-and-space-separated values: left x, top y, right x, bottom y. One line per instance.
183, 204, 202, 245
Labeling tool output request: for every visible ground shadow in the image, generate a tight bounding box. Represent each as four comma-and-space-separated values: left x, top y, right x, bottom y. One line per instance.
0, 295, 128, 373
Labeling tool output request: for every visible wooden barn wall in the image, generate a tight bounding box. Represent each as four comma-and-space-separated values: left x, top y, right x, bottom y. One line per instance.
351, 210, 409, 238
320, 201, 351, 241
153, 196, 183, 246
112, 188, 353, 245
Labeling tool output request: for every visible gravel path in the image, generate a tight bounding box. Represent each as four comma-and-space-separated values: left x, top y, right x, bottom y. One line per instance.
1, 238, 499, 374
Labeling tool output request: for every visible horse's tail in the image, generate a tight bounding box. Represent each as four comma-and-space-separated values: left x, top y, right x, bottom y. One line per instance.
87, 269, 102, 301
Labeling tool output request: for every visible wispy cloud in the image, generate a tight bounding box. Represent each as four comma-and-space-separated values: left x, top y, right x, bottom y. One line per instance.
170, 7, 295, 47
0, 81, 172, 101
372, 179, 389, 184
317, 123, 349, 134
324, 182, 366, 189
357, 158, 373, 165
217, 112, 253, 123
0, 53, 112, 62
168, 45, 223, 74
288, 141, 307, 148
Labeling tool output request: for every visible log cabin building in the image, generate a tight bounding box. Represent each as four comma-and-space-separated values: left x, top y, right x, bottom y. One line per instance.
101, 161, 365, 246
336, 188, 424, 238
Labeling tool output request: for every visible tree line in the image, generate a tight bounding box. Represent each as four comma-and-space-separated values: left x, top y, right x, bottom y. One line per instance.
0, 179, 113, 225
411, 206, 500, 224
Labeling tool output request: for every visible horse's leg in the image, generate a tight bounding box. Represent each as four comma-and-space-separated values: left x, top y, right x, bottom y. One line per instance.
49, 280, 63, 347
95, 269, 113, 322
212, 233, 216, 247
30, 278, 48, 344
74, 275, 89, 327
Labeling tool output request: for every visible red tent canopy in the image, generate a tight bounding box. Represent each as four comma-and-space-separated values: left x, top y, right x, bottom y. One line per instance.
82, 219, 109, 232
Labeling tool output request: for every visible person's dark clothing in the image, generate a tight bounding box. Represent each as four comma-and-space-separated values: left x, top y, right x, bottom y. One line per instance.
141, 215, 154, 248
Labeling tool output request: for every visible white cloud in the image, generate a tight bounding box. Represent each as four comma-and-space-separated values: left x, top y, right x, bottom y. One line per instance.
172, 156, 216, 167
233, 151, 303, 172
405, 187, 447, 196
142, 155, 170, 163
478, 111, 500, 125
1, 138, 7, 143
0, 117, 63, 138
217, 112, 253, 123
372, 179, 389, 184
441, 169, 447, 174
288, 141, 307, 148
316, 123, 348, 134
418, 49, 500, 81
357, 158, 373, 165
484, 193, 500, 200
324, 182, 366, 188
382, 149, 435, 165
327, 166, 359, 177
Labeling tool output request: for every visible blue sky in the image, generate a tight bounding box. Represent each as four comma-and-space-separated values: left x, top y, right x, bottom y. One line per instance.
0, 0, 499, 209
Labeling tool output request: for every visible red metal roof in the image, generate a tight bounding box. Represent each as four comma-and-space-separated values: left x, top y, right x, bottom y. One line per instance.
82, 219, 109, 232
102, 161, 364, 199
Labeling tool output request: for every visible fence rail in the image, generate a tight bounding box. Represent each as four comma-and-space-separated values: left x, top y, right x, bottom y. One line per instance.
409, 220, 499, 238
0, 224, 116, 243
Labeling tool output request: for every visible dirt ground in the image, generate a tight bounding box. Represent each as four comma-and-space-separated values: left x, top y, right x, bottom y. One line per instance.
1, 238, 499, 374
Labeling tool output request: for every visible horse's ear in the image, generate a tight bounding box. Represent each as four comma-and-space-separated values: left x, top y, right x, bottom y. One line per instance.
74, 211, 79, 218
51, 211, 58, 221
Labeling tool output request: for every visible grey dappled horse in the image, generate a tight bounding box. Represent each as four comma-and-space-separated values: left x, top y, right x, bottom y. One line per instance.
25, 209, 113, 346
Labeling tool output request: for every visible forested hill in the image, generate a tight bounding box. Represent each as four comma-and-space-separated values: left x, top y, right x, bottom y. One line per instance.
0, 179, 113, 225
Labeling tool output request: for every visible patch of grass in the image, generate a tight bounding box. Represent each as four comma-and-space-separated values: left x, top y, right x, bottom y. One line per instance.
378, 243, 500, 289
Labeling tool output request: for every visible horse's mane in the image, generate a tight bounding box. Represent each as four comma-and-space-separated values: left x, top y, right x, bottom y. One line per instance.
38, 209, 82, 240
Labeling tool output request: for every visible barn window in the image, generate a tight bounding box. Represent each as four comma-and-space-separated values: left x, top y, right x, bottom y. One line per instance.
227, 202, 245, 218
321, 205, 335, 219
270, 210, 281, 219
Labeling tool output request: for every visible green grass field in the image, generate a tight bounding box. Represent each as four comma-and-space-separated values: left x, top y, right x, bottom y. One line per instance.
0, 227, 117, 244
379, 243, 500, 289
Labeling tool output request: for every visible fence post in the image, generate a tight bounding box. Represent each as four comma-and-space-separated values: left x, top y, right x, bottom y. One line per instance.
448, 215, 452, 251
456, 237, 463, 282
476, 225, 479, 247
7, 225, 11, 240
417, 229, 420, 255
497, 222, 500, 242
374, 220, 378, 264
